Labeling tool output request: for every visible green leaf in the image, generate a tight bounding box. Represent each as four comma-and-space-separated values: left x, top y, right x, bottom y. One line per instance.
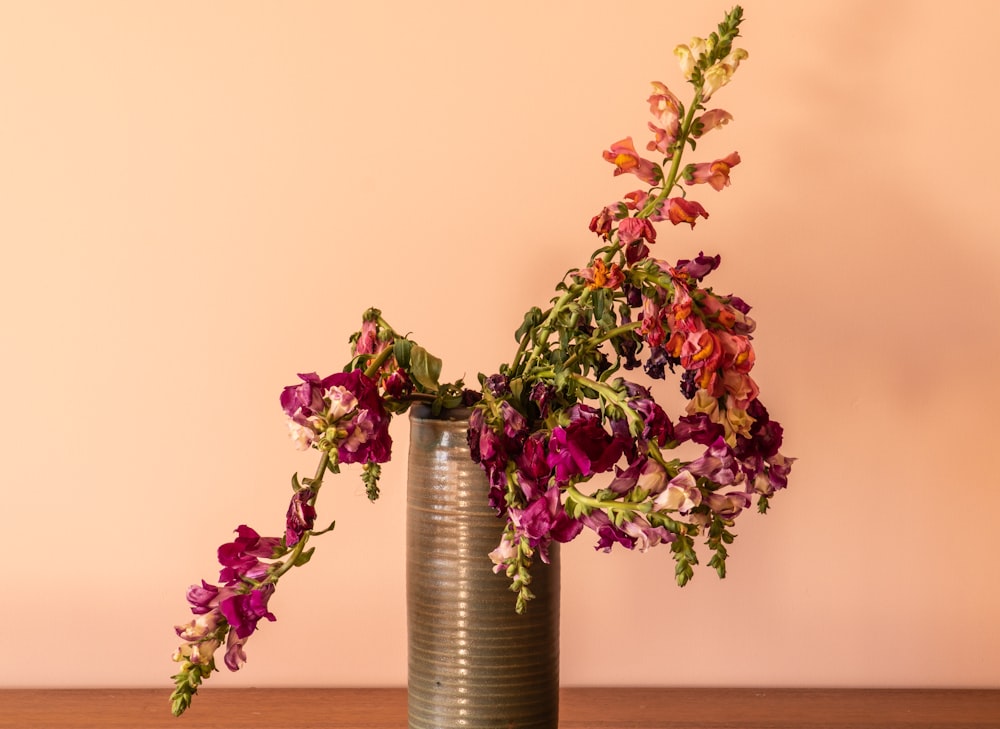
515, 307, 544, 342
393, 338, 413, 369
409, 345, 442, 391
293, 547, 316, 567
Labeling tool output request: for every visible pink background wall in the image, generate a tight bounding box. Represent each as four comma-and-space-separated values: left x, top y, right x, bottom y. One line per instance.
2, 1, 998, 689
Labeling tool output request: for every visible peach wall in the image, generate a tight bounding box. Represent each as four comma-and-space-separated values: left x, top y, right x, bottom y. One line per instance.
1, 0, 998, 690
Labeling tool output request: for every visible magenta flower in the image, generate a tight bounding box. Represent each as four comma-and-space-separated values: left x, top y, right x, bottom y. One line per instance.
602, 137, 661, 186
545, 406, 625, 485
324, 369, 392, 464
382, 367, 413, 399
514, 487, 583, 554
217, 525, 281, 585
219, 585, 276, 639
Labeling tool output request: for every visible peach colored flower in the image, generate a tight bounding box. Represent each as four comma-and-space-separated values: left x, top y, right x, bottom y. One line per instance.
576, 258, 624, 291
646, 82, 682, 155
664, 197, 709, 227
602, 137, 660, 186
693, 109, 733, 138
686, 152, 741, 191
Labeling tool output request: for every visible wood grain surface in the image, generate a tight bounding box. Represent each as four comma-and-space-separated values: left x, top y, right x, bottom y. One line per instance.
1, 687, 997, 729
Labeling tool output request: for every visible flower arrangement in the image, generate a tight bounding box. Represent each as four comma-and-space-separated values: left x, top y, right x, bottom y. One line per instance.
170, 5, 792, 717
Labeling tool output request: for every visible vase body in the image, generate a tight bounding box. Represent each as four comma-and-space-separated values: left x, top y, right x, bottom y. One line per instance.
406, 405, 560, 729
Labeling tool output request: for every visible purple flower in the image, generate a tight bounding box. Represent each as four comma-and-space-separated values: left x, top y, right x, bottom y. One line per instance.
529, 382, 556, 417
280, 373, 327, 424
285, 489, 317, 547
514, 432, 551, 502
512, 487, 583, 560
624, 384, 675, 446
218, 525, 281, 585
687, 437, 740, 486
499, 401, 528, 441
579, 510, 634, 552
485, 374, 510, 396
224, 631, 249, 671
620, 516, 674, 551
186, 580, 225, 615
219, 584, 276, 639
674, 251, 721, 280
467, 408, 512, 511
674, 413, 725, 446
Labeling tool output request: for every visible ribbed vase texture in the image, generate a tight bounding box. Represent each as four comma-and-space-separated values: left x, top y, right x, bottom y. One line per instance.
406, 406, 560, 729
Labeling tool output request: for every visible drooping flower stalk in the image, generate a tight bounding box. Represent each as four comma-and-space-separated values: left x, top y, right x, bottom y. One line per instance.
171, 5, 794, 715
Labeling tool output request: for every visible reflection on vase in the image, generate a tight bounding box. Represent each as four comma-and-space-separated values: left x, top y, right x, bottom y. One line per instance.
407, 405, 560, 729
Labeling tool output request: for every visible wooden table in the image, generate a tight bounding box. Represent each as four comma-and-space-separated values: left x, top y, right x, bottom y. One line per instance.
1, 688, 997, 728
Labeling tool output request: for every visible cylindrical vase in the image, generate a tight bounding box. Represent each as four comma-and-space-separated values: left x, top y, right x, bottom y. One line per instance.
406, 405, 560, 729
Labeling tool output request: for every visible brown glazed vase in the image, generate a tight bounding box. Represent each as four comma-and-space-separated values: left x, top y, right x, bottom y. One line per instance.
406, 405, 560, 729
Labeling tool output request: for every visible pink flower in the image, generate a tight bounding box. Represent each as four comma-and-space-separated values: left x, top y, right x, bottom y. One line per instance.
616, 217, 656, 246
663, 197, 709, 227
576, 258, 624, 291
602, 137, 661, 186
353, 318, 379, 355
680, 330, 722, 372
622, 190, 649, 210
589, 206, 616, 238
693, 109, 733, 138
646, 82, 682, 155
685, 152, 741, 191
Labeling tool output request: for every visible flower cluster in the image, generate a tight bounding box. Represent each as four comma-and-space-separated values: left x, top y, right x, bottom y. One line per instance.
171, 5, 792, 715
170, 358, 423, 715
467, 6, 791, 610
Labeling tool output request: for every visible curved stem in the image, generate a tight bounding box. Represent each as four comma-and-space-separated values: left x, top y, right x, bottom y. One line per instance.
565, 484, 652, 515
363, 345, 395, 379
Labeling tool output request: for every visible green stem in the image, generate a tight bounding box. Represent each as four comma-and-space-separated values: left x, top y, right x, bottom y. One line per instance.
565, 485, 652, 515
637, 89, 703, 220
363, 345, 395, 378
520, 285, 584, 374
270, 452, 329, 582
560, 320, 642, 371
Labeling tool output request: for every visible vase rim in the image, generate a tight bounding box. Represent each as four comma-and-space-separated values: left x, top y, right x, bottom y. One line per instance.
408, 403, 473, 422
